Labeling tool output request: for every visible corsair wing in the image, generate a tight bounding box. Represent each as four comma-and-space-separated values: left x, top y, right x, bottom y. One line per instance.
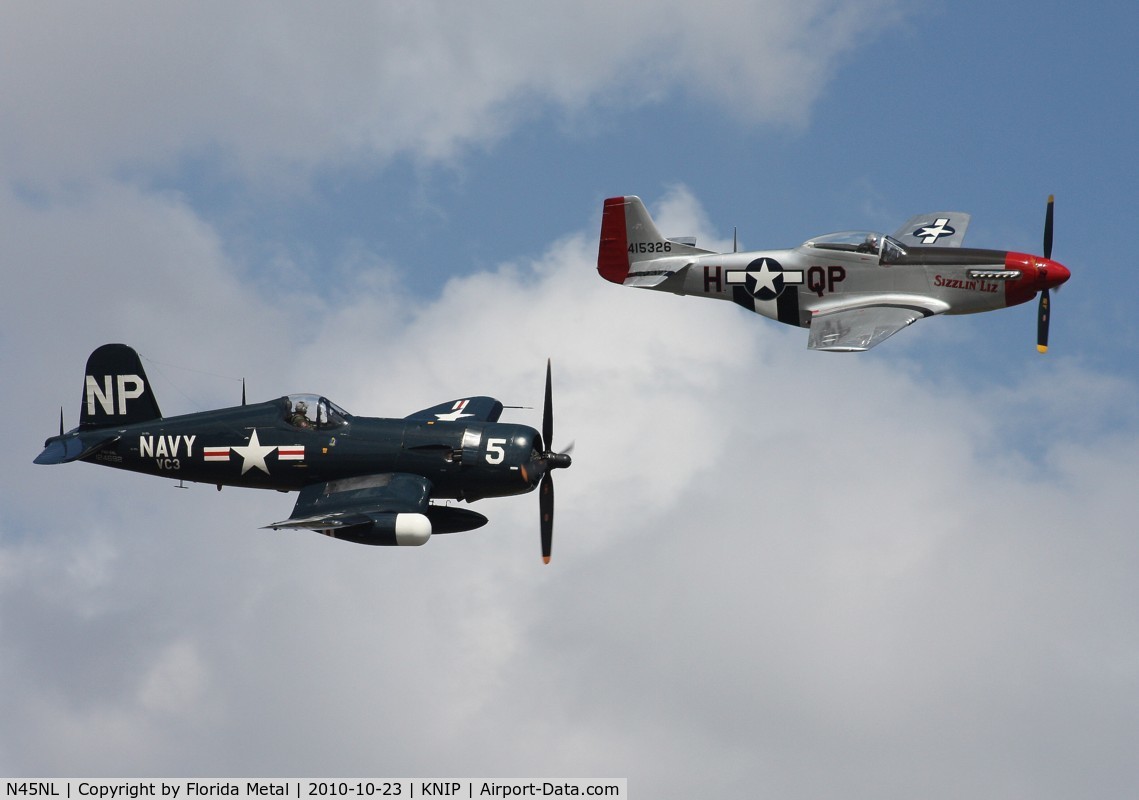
405, 395, 504, 423
808, 306, 928, 352
266, 473, 433, 530
893, 212, 971, 248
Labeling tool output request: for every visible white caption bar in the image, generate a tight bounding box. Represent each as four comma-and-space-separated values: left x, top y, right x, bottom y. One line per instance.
2, 780, 627, 800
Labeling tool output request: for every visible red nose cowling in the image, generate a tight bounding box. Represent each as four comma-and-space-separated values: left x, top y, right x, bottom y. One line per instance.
1004, 252, 1070, 306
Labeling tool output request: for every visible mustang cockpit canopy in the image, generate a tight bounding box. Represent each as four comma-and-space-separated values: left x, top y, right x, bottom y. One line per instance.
283, 394, 350, 429
804, 231, 908, 265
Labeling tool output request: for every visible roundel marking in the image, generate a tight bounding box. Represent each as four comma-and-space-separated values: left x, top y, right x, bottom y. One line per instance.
725, 257, 804, 301
913, 218, 956, 244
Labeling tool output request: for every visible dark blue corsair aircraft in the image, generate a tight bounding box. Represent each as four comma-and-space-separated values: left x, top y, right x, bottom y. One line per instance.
36, 344, 572, 562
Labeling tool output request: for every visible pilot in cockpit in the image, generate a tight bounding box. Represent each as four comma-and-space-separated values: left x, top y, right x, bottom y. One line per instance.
289, 400, 311, 428
858, 233, 880, 254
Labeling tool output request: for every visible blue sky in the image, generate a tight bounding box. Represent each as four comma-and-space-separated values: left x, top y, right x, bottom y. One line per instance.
3, 2, 1138, 797
139, 0, 1135, 374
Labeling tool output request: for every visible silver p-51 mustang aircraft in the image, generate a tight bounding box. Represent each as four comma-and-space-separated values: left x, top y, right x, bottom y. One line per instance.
598, 195, 1070, 351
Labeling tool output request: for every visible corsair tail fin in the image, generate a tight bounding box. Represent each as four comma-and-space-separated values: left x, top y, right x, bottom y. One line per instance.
597, 196, 711, 284
79, 344, 162, 429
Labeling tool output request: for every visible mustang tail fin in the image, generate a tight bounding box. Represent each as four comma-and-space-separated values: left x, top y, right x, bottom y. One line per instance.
79, 344, 162, 429
597, 195, 711, 284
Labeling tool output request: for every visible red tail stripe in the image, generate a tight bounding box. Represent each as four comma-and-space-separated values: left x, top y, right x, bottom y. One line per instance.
597, 196, 630, 284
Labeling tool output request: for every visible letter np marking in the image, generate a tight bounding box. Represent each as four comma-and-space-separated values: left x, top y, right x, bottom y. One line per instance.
86, 374, 145, 415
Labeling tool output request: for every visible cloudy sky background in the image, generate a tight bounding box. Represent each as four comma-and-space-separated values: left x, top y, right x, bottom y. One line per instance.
2, 1, 1138, 796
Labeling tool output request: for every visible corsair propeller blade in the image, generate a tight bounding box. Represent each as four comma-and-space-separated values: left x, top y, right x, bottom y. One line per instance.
533, 359, 571, 563
540, 472, 554, 564
542, 359, 554, 451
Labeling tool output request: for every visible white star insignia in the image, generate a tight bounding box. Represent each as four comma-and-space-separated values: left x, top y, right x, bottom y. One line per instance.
749, 260, 781, 293
434, 399, 474, 422
726, 259, 803, 297
917, 219, 953, 243
231, 429, 277, 475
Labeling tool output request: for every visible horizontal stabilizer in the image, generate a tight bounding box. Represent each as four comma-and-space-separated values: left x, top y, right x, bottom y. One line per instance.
621, 259, 694, 293
34, 433, 119, 465
623, 273, 674, 288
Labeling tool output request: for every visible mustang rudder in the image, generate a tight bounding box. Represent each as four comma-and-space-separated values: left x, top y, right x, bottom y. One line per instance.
597, 195, 711, 285
597, 196, 635, 283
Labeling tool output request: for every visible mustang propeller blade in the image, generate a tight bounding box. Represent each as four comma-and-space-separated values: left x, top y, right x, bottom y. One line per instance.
1037, 195, 1055, 353
525, 359, 572, 564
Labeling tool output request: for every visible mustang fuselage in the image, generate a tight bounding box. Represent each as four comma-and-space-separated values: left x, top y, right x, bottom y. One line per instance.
598, 196, 1071, 351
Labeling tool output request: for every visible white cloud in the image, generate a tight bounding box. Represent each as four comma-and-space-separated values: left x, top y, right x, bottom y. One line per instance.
0, 0, 902, 186
4, 188, 1138, 795
3, 1, 1137, 793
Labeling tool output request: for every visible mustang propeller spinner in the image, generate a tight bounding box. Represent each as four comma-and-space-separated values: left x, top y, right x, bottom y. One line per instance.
520, 359, 573, 564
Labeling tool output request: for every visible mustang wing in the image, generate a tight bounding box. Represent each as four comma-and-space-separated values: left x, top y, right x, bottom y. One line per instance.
405, 395, 503, 423
808, 306, 930, 352
892, 212, 971, 248
267, 472, 432, 530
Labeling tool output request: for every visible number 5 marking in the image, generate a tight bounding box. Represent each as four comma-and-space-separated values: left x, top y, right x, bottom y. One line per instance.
486, 438, 507, 464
